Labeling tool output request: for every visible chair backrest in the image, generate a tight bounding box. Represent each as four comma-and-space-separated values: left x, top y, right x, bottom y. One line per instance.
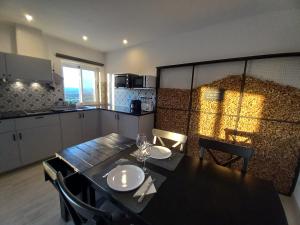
152, 128, 187, 151
198, 138, 254, 173
56, 172, 112, 225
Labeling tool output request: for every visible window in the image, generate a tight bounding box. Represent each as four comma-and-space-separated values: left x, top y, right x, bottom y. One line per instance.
62, 63, 99, 104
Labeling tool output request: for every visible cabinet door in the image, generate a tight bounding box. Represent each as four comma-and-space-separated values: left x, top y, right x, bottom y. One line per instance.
60, 112, 83, 148
18, 125, 62, 165
0, 53, 5, 78
82, 110, 100, 141
137, 114, 154, 139
0, 132, 21, 173
99, 111, 118, 136
5, 53, 52, 81
118, 114, 139, 139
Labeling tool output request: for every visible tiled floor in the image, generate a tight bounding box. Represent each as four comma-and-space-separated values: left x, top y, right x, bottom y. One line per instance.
0, 163, 299, 225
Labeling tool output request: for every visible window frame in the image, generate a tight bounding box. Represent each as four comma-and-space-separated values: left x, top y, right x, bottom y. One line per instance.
62, 61, 100, 105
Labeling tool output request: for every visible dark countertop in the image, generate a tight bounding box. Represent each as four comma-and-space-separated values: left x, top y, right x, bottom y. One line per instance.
0, 105, 155, 120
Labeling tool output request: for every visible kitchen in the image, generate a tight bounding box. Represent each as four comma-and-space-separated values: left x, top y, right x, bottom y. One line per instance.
0, 1, 300, 225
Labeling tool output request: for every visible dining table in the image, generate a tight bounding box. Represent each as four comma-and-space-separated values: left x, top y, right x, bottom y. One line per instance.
49, 133, 287, 225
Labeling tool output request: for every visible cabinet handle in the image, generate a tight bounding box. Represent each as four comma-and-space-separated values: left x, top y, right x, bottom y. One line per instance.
13, 134, 16, 141
35, 116, 44, 119
82, 113, 85, 118
117, 114, 120, 120
19, 133, 22, 140
79, 113, 81, 119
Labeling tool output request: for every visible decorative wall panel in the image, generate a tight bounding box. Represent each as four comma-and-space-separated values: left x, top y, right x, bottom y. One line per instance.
241, 76, 300, 122
191, 75, 242, 115
157, 88, 190, 110
155, 108, 189, 135
156, 57, 300, 194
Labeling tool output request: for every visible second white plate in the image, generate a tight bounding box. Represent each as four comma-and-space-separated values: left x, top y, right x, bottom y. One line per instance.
107, 165, 145, 192
149, 145, 172, 159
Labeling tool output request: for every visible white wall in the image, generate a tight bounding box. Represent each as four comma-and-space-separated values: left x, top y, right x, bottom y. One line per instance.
0, 22, 15, 53
105, 9, 300, 75
45, 34, 104, 75
15, 24, 48, 59
0, 22, 104, 76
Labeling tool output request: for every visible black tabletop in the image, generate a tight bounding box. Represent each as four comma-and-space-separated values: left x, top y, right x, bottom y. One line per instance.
58, 134, 287, 225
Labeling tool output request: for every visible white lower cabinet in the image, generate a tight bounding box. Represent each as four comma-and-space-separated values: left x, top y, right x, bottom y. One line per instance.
0, 131, 21, 173
18, 125, 61, 165
99, 111, 154, 140
16, 114, 62, 166
60, 110, 100, 148
118, 114, 139, 139
0, 110, 153, 174
99, 110, 118, 136
60, 112, 83, 148
82, 110, 100, 141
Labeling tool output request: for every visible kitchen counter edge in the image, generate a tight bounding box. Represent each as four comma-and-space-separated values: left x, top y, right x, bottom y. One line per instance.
0, 107, 155, 120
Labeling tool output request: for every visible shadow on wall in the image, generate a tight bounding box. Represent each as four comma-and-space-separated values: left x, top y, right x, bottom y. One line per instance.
187, 75, 300, 194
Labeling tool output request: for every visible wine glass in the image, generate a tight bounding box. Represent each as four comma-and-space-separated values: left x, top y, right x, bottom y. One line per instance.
141, 142, 151, 173
136, 133, 147, 151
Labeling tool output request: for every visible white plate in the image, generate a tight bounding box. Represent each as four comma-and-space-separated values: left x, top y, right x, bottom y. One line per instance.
107, 165, 145, 192
149, 145, 172, 159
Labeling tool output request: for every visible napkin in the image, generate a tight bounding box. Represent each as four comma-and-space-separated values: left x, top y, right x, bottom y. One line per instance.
133, 176, 156, 197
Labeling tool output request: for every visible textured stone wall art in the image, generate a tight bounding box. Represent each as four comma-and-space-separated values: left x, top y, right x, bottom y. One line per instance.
156, 73, 300, 195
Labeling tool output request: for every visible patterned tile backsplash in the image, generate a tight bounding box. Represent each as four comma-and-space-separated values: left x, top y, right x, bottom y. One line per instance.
113, 88, 156, 107
0, 81, 155, 112
0, 81, 63, 112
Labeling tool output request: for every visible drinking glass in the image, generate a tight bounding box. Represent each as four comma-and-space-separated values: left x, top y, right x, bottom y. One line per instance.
141, 143, 151, 173
136, 133, 147, 151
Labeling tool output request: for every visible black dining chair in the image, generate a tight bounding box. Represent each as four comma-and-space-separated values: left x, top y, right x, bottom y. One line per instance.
198, 138, 254, 173
55, 172, 136, 225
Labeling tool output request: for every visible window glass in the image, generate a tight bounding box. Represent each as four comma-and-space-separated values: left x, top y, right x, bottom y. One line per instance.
62, 65, 98, 104
82, 69, 96, 102
63, 66, 81, 103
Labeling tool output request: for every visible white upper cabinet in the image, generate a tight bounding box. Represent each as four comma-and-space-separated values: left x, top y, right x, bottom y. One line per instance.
5, 53, 52, 82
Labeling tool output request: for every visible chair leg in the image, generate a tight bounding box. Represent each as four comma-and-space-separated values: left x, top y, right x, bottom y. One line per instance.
199, 147, 205, 159
59, 195, 69, 222
87, 186, 96, 207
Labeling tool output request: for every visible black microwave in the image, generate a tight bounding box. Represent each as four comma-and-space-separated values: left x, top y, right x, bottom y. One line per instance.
115, 74, 156, 88
115, 74, 138, 88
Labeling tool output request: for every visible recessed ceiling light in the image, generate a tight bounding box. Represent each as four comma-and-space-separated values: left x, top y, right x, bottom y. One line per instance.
82, 35, 88, 41
25, 14, 33, 22
123, 39, 128, 45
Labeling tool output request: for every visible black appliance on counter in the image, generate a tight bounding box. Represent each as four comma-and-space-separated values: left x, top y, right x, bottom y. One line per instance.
115, 73, 156, 88
130, 100, 141, 113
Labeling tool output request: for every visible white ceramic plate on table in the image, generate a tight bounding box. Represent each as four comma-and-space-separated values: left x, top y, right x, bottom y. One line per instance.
107, 165, 145, 192
149, 145, 172, 159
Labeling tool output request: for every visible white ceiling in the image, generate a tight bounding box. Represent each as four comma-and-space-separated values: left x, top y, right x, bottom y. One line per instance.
0, 0, 299, 52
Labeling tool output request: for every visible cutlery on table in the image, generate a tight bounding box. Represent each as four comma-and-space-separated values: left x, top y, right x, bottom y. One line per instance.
102, 165, 120, 178
137, 178, 156, 203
